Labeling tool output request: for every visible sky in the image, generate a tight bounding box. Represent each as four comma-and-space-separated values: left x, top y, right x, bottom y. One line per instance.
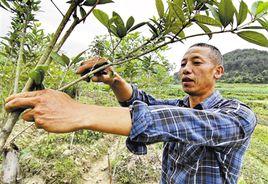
0, 0, 267, 70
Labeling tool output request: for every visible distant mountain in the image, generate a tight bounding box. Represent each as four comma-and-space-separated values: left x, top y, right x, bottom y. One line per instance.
221, 49, 268, 83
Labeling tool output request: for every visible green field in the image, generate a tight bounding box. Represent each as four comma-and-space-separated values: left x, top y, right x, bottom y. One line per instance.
0, 83, 267, 183
214, 83, 268, 184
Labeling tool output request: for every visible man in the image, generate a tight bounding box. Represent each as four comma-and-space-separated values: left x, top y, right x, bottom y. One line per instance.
5, 43, 256, 183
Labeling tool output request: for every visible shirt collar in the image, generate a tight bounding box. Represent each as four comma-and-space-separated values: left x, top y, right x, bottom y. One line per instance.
178, 90, 223, 109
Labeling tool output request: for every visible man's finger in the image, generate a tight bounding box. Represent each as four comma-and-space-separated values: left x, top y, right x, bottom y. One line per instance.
5, 97, 39, 112
5, 90, 44, 103
76, 57, 108, 74
76, 64, 91, 74
21, 108, 35, 122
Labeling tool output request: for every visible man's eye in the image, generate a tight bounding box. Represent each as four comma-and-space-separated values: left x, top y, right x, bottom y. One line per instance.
193, 61, 201, 65
181, 63, 186, 67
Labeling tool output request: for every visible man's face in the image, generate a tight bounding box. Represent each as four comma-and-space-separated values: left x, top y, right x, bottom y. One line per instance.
179, 46, 223, 96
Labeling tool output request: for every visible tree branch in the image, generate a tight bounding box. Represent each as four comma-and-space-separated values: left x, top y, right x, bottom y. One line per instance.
13, 19, 28, 94
58, 27, 238, 92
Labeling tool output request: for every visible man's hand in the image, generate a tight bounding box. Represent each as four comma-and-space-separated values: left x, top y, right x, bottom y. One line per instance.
4, 89, 132, 136
76, 57, 133, 102
76, 57, 116, 86
4, 89, 88, 133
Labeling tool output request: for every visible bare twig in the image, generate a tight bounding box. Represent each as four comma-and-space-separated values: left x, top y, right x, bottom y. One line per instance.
69, 132, 75, 149
8, 122, 35, 144
108, 153, 112, 184
112, 138, 121, 178
50, 0, 65, 17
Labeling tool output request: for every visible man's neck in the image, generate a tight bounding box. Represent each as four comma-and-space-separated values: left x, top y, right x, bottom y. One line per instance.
188, 89, 214, 108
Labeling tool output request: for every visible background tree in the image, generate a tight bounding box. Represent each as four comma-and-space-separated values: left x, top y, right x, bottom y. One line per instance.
0, 0, 48, 95
87, 32, 174, 84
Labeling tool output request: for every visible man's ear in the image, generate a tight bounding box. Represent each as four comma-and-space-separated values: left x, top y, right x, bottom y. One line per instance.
214, 65, 224, 80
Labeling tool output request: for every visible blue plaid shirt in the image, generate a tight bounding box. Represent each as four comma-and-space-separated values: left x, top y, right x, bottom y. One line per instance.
119, 85, 257, 184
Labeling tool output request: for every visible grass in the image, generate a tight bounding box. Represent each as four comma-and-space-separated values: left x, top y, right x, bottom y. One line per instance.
239, 124, 268, 184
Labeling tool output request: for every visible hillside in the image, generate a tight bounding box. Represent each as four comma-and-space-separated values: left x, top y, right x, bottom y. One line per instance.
221, 49, 268, 83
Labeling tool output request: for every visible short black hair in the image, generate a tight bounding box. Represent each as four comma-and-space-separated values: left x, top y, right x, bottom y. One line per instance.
190, 43, 223, 65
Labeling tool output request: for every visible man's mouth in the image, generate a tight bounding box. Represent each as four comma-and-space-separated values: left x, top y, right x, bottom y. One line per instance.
182, 77, 194, 83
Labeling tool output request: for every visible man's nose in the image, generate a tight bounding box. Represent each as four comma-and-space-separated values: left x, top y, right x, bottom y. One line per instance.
182, 63, 192, 74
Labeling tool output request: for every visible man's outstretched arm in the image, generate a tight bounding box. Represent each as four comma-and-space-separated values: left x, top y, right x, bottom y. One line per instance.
5, 89, 132, 135
76, 57, 175, 107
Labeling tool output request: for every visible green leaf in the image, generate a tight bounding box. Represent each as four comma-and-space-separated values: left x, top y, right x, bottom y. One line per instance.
165, 20, 183, 36
150, 18, 164, 30
0, 36, 11, 42
256, 1, 268, 16
194, 15, 221, 27
251, 1, 262, 16
185, 0, 194, 14
36, 65, 49, 72
0, 3, 8, 10
13, 2, 24, 12
206, 4, 220, 22
83, 0, 114, 6
178, 30, 185, 38
126, 16, 135, 31
112, 12, 125, 28
83, 0, 96, 6
29, 70, 42, 85
109, 24, 119, 37
218, 0, 236, 27
147, 22, 158, 36
250, 1, 268, 17
155, 0, 165, 18
93, 9, 109, 27
112, 12, 127, 38
257, 18, 268, 31
128, 22, 147, 32
29, 65, 48, 85
173, 0, 184, 8
61, 54, 70, 66
168, 1, 185, 22
50, 52, 66, 66
79, 6, 87, 19
71, 50, 87, 65
196, 23, 212, 39
236, 1, 248, 26
0, 51, 7, 57
237, 31, 268, 47
0, 0, 11, 9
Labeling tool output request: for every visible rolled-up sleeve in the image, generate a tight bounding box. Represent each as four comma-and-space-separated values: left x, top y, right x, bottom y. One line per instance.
126, 100, 257, 155
119, 85, 140, 107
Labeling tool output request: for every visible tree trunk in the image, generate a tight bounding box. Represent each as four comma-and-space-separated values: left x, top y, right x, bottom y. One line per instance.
2, 144, 21, 184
